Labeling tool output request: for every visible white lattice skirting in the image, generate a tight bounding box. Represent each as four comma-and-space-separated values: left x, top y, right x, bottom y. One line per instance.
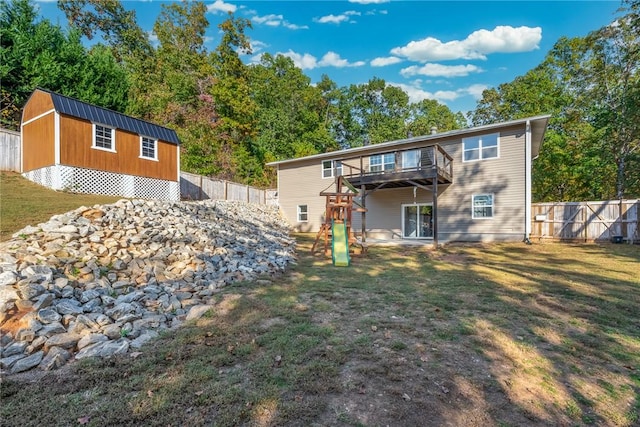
23, 165, 180, 201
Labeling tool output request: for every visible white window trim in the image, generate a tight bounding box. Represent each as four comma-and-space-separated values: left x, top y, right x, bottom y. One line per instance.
472, 193, 495, 219
462, 133, 500, 163
401, 203, 433, 239
297, 205, 308, 222
321, 160, 342, 179
92, 123, 116, 153
369, 153, 395, 172
139, 136, 158, 161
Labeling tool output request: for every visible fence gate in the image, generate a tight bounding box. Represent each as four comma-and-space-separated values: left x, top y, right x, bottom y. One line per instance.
531, 200, 639, 243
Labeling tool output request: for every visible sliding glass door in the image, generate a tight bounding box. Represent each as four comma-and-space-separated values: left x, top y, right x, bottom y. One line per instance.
402, 204, 433, 238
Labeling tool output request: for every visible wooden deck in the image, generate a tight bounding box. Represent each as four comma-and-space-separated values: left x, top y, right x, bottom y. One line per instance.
336, 144, 453, 190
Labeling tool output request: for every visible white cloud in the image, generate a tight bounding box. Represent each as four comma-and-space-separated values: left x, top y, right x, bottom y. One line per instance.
389, 81, 490, 106
345, 11, 361, 16
370, 56, 402, 67
464, 84, 490, 99
251, 13, 308, 29
391, 25, 541, 62
278, 50, 319, 70
276, 50, 365, 69
387, 82, 438, 104
400, 63, 483, 78
315, 14, 350, 24
319, 52, 366, 67
250, 40, 268, 54
207, 0, 236, 14
253, 14, 284, 26
349, 0, 390, 4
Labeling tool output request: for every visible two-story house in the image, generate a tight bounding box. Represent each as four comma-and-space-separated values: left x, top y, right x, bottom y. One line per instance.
267, 115, 550, 244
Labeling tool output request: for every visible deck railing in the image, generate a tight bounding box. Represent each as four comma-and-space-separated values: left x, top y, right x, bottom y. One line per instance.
335, 144, 453, 184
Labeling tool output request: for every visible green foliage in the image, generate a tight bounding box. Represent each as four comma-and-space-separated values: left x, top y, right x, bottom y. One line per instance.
5, 0, 637, 198
0, 0, 129, 129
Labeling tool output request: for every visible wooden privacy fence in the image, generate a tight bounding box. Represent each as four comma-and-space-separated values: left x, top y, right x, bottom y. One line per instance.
0, 128, 21, 172
180, 171, 277, 205
531, 200, 639, 243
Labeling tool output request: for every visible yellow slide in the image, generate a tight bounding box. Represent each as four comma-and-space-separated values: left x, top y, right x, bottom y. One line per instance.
331, 220, 350, 267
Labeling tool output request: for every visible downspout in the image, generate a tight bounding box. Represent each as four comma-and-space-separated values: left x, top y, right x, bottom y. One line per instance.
524, 120, 532, 244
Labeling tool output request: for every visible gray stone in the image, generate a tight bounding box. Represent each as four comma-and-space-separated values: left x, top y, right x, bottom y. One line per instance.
185, 305, 214, 322
45, 332, 83, 350
102, 324, 121, 340
37, 307, 62, 324
1, 353, 26, 369
23, 265, 54, 282
2, 341, 28, 357
75, 338, 129, 359
39, 346, 70, 371
77, 333, 109, 350
55, 299, 84, 315
17, 282, 47, 300
0, 285, 20, 306
11, 351, 44, 373
37, 322, 67, 337
130, 330, 159, 349
15, 329, 36, 343
0, 271, 18, 286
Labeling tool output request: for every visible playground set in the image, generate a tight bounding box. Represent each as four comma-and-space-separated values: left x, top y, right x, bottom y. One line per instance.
311, 176, 367, 266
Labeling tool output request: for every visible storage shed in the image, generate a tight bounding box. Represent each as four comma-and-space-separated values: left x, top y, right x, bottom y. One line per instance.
21, 88, 180, 201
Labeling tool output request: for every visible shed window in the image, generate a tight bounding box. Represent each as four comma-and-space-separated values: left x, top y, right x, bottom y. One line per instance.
472, 194, 494, 219
140, 136, 157, 160
322, 160, 342, 178
463, 133, 499, 162
370, 153, 395, 172
297, 205, 308, 222
93, 124, 115, 151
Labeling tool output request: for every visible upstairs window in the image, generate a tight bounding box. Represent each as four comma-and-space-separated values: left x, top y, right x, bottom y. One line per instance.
472, 194, 494, 219
93, 124, 115, 151
370, 153, 395, 172
322, 160, 342, 178
140, 136, 157, 160
463, 133, 499, 162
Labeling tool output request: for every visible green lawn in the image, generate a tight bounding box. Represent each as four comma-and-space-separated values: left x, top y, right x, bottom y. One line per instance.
0, 171, 120, 240
2, 233, 639, 427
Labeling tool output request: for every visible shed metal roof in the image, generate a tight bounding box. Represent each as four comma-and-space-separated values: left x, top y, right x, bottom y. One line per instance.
40, 88, 180, 145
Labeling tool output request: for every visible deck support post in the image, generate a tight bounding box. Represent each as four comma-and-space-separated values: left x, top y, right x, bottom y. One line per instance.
361, 184, 367, 243
433, 178, 438, 248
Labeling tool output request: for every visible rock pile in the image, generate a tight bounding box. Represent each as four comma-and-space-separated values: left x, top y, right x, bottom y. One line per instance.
0, 199, 296, 374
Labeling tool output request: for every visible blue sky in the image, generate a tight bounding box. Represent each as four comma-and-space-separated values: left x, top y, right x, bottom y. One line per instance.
37, 0, 623, 114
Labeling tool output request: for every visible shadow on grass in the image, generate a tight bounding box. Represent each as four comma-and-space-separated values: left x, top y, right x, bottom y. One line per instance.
1, 236, 638, 426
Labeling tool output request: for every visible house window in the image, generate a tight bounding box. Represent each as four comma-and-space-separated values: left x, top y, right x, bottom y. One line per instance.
322, 160, 342, 178
402, 150, 421, 169
297, 205, 308, 222
472, 194, 494, 219
370, 153, 395, 172
140, 136, 157, 160
93, 124, 115, 151
463, 133, 499, 162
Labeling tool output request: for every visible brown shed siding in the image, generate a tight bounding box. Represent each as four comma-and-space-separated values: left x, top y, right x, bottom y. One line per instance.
22, 90, 54, 123
59, 115, 178, 181
22, 114, 55, 172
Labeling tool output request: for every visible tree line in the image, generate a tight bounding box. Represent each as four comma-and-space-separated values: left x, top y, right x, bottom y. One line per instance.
1, 0, 638, 201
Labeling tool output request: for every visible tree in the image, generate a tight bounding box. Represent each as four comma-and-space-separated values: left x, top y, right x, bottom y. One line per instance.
57, 0, 151, 62
249, 53, 337, 162
1, 0, 128, 129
